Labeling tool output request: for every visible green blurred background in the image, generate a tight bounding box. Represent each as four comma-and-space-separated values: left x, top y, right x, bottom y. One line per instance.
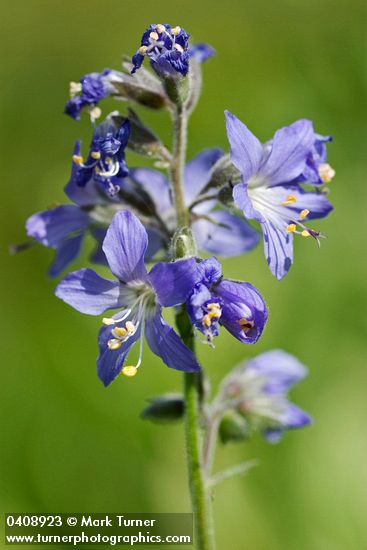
1, 0, 366, 548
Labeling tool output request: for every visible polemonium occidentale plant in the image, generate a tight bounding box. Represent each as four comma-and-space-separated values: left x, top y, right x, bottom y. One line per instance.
18, 22, 335, 550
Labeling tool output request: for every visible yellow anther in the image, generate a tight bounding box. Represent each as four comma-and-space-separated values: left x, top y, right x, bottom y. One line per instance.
171, 26, 181, 36
102, 317, 116, 326
286, 223, 297, 233
174, 43, 184, 53
207, 303, 220, 310
208, 309, 221, 320
301, 230, 311, 237
318, 163, 335, 183
238, 318, 254, 334
149, 31, 159, 40
139, 46, 148, 55
72, 154, 84, 165
69, 81, 82, 96
91, 151, 101, 160
121, 365, 138, 377
282, 194, 297, 206
107, 338, 123, 350
89, 106, 102, 121
125, 321, 135, 334
202, 315, 212, 327
156, 24, 166, 34
113, 326, 127, 338
300, 209, 310, 220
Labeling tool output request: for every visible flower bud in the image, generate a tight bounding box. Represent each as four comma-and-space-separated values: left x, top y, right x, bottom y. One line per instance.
141, 394, 184, 424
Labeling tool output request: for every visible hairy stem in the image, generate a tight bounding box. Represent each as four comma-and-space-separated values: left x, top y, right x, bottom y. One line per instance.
170, 99, 215, 549
170, 105, 189, 227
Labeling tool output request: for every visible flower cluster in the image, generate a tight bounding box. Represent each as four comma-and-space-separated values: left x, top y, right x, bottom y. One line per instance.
20, 23, 335, 445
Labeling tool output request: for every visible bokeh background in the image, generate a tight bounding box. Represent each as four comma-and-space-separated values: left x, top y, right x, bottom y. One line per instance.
1, 0, 366, 548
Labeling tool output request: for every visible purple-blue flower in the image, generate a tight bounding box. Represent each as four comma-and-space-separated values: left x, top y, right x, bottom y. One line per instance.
55, 210, 201, 386
296, 134, 335, 185
131, 148, 259, 258
225, 111, 334, 280
220, 349, 311, 442
70, 117, 130, 198
65, 70, 117, 120
132, 24, 190, 77
186, 257, 268, 346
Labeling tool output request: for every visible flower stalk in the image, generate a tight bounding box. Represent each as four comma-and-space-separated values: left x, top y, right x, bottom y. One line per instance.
170, 96, 215, 550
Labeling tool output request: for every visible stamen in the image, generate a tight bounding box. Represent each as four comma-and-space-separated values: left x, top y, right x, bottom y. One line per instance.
207, 303, 221, 310
69, 81, 82, 97
300, 209, 310, 220
107, 339, 123, 350
149, 31, 159, 40
282, 194, 297, 206
174, 43, 184, 53
286, 223, 297, 233
318, 163, 335, 183
301, 230, 310, 237
121, 365, 138, 377
102, 309, 132, 326
139, 46, 148, 55
89, 106, 102, 122
72, 154, 84, 165
91, 151, 101, 160
202, 315, 211, 327
171, 26, 181, 36
112, 326, 127, 338
155, 24, 166, 34
238, 318, 254, 334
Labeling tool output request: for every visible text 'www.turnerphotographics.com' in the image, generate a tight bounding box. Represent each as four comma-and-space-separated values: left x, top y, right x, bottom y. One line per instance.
5, 514, 193, 545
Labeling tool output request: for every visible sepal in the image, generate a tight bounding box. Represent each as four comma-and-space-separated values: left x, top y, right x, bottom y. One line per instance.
123, 108, 171, 161
218, 410, 250, 444
172, 227, 198, 259
110, 57, 170, 110
141, 393, 184, 424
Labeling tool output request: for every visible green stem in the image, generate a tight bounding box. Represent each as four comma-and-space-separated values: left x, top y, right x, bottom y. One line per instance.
170, 105, 189, 227
170, 98, 215, 549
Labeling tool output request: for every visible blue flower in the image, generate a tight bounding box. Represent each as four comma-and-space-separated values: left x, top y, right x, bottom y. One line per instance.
70, 117, 130, 198
225, 111, 334, 280
65, 69, 116, 120
55, 210, 201, 385
131, 148, 260, 258
186, 257, 268, 346
219, 349, 311, 442
132, 24, 190, 77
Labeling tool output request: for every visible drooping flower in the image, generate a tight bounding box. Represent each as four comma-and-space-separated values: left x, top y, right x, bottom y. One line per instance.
55, 210, 201, 385
186, 257, 268, 346
132, 24, 190, 77
70, 116, 130, 198
225, 111, 334, 279
218, 349, 311, 442
131, 148, 260, 258
65, 69, 118, 120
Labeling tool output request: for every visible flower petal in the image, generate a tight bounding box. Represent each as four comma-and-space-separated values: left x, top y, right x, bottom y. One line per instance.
214, 280, 268, 344
26, 205, 90, 247
102, 210, 148, 283
145, 310, 200, 372
225, 111, 263, 181
49, 234, 84, 278
246, 350, 308, 394
261, 119, 315, 185
97, 322, 141, 386
148, 258, 200, 307
184, 148, 223, 205
262, 221, 293, 280
55, 268, 124, 315
64, 141, 104, 207
130, 168, 171, 215
233, 183, 263, 222
192, 210, 259, 257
